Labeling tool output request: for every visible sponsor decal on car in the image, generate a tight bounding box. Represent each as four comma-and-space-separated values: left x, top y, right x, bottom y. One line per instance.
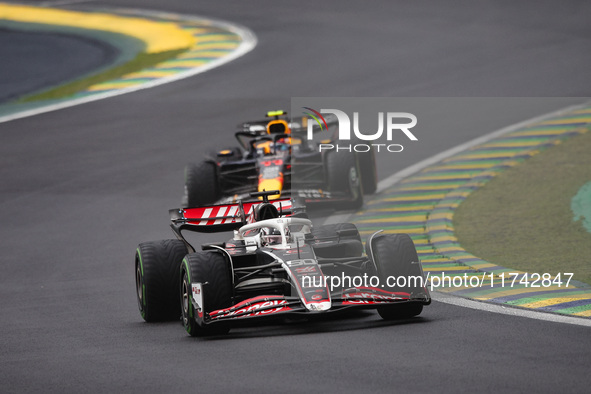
183, 199, 293, 226
209, 296, 292, 320
191, 283, 204, 317
341, 287, 409, 305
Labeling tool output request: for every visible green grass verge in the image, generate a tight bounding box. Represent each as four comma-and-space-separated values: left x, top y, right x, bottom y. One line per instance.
20, 48, 187, 102
454, 129, 591, 285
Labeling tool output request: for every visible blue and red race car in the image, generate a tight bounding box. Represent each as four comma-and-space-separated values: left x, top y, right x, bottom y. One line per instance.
183, 111, 378, 210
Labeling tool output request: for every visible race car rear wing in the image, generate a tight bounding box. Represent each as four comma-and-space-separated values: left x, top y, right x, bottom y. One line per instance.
236, 112, 338, 138
169, 197, 294, 234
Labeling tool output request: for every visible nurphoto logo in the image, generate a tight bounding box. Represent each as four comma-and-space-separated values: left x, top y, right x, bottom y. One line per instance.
303, 107, 418, 153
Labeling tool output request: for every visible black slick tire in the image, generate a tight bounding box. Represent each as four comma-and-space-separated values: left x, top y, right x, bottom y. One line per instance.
180, 251, 232, 337
135, 239, 188, 322
184, 161, 220, 207
325, 151, 363, 210
370, 233, 424, 319
357, 149, 378, 194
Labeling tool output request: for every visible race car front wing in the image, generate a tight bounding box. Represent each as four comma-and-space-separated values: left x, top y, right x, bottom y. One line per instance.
191, 286, 431, 326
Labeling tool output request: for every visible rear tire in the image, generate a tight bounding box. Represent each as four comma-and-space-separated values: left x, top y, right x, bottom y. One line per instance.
180, 251, 232, 336
184, 161, 220, 207
135, 239, 188, 322
325, 151, 363, 210
369, 233, 424, 319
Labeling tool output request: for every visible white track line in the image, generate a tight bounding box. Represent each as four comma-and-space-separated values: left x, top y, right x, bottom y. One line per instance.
433, 293, 591, 327
0, 9, 257, 125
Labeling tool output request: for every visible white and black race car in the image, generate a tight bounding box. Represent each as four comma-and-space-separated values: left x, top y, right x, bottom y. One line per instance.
135, 191, 430, 336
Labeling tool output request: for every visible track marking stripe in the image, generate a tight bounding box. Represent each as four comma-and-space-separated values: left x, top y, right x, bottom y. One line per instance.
0, 6, 257, 124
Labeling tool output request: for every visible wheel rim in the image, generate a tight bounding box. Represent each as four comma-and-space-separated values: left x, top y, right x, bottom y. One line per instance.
181, 273, 190, 326
349, 167, 360, 198
135, 262, 144, 312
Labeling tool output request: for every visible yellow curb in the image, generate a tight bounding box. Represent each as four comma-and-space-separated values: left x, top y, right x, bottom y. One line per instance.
424, 266, 473, 272
182, 27, 215, 34
364, 228, 427, 235
480, 140, 547, 148
399, 184, 464, 191
429, 235, 459, 242
420, 258, 457, 263
571, 108, 591, 114
510, 128, 581, 136
538, 117, 591, 125
160, 60, 208, 67
573, 309, 591, 317
86, 82, 140, 91
184, 51, 235, 57
196, 34, 239, 41
429, 212, 453, 220
519, 295, 591, 309
356, 205, 435, 213
122, 71, 178, 79
355, 215, 427, 224
0, 4, 195, 53
436, 246, 468, 253
427, 225, 453, 232
381, 194, 447, 202
451, 152, 527, 160
407, 174, 476, 181
433, 163, 498, 170
470, 285, 577, 300
187, 43, 240, 50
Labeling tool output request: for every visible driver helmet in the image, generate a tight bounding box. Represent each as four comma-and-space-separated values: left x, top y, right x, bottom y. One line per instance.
261, 227, 283, 246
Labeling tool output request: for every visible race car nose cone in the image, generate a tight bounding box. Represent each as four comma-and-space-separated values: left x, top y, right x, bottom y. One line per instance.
306, 301, 331, 312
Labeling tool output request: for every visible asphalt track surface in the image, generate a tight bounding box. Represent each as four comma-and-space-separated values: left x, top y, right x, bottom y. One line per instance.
1, 0, 591, 392
0, 27, 118, 103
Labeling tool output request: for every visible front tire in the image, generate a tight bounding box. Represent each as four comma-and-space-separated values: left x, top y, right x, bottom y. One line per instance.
369, 233, 425, 319
135, 239, 188, 322
180, 251, 232, 336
